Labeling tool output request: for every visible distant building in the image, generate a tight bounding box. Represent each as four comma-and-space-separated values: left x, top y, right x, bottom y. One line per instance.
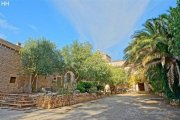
100, 52, 111, 62
109, 60, 125, 67
109, 60, 150, 92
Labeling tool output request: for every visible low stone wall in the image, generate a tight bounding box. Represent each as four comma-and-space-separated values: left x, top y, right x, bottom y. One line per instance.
36, 93, 106, 109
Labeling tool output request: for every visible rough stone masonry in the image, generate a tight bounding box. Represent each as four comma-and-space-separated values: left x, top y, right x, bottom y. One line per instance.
0, 38, 54, 93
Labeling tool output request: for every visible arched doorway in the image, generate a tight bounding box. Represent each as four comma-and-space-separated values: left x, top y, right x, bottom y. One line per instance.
64, 71, 76, 91
138, 82, 145, 91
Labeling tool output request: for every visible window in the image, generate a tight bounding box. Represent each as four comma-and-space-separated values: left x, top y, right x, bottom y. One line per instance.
10, 77, 16, 83
52, 77, 57, 83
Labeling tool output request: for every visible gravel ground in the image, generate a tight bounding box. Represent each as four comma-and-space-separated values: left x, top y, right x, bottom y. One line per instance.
0, 93, 180, 120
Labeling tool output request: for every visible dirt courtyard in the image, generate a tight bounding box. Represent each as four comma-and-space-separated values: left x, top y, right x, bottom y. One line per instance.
0, 93, 180, 120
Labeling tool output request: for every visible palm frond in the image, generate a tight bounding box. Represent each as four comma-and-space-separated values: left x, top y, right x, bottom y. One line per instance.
145, 58, 161, 69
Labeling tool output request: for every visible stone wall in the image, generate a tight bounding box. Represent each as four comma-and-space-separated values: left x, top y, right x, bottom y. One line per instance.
36, 75, 55, 91
0, 39, 55, 93
19, 75, 55, 93
36, 93, 106, 109
0, 43, 24, 93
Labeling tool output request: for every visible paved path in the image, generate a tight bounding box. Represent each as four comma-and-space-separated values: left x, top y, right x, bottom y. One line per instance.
0, 94, 180, 120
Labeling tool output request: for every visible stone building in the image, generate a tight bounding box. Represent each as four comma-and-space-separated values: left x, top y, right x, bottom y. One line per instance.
109, 60, 125, 67
0, 38, 23, 93
100, 52, 111, 62
0, 39, 57, 93
110, 60, 150, 92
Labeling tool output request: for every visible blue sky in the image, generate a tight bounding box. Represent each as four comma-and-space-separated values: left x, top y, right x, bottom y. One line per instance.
0, 0, 177, 60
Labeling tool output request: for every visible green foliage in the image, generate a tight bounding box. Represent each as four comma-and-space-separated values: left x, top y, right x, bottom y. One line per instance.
21, 38, 63, 75
124, 2, 180, 99
60, 41, 127, 94
21, 38, 64, 92
110, 67, 128, 86
82, 51, 111, 83
169, 1, 180, 56
60, 41, 92, 80
76, 81, 96, 93
61, 42, 112, 84
97, 85, 104, 91
146, 65, 164, 93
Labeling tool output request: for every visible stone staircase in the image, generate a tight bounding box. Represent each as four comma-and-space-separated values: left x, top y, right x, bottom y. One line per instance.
0, 93, 36, 108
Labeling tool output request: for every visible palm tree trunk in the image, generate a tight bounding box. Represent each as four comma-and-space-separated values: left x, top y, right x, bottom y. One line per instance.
167, 66, 173, 92
175, 62, 180, 86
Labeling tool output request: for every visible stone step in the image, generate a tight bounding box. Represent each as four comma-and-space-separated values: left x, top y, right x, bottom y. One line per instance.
0, 93, 36, 108
17, 101, 34, 104
9, 103, 36, 108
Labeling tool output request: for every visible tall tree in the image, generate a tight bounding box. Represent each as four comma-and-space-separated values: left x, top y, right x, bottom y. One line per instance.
169, 0, 180, 56
110, 67, 128, 86
21, 38, 63, 92
60, 41, 92, 81
82, 51, 111, 84
124, 5, 180, 98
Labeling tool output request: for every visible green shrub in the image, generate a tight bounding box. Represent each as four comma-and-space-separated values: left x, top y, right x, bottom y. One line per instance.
89, 87, 97, 93
76, 81, 97, 93
97, 85, 104, 91
76, 83, 86, 93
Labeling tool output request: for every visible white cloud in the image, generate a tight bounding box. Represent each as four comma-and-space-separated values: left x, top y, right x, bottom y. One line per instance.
53, 0, 149, 50
28, 24, 38, 32
0, 13, 19, 32
0, 33, 6, 39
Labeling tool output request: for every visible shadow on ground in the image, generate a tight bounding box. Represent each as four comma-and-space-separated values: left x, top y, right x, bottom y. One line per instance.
1, 94, 180, 120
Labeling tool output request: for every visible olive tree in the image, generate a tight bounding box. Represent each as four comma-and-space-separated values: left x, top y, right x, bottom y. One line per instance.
21, 38, 63, 92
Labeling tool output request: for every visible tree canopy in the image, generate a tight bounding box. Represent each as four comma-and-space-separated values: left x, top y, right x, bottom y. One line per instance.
60, 41, 112, 84
21, 38, 63, 75
21, 39, 128, 93
60, 41, 92, 81
124, 1, 180, 99
110, 67, 128, 86
82, 51, 111, 83
21, 38, 64, 92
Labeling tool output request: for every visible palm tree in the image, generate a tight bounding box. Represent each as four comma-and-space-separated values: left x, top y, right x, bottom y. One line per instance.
124, 15, 180, 98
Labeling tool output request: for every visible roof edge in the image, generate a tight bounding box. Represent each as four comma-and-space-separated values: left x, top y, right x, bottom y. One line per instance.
0, 38, 21, 51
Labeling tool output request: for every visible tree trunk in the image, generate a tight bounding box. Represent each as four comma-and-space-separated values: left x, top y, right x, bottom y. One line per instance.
31, 73, 38, 92
36, 75, 38, 91
29, 74, 32, 93
175, 62, 180, 86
